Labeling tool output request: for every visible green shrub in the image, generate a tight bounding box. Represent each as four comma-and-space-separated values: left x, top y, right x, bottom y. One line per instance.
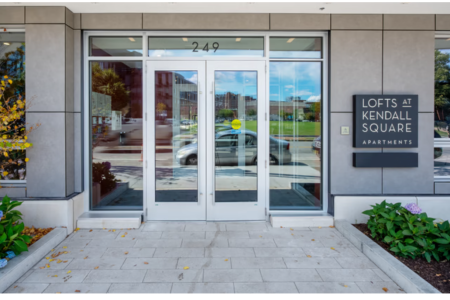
0, 195, 31, 259
363, 200, 450, 262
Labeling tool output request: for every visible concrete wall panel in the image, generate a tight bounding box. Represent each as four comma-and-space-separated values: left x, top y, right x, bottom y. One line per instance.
81, 13, 142, 29
74, 113, 82, 193
0, 6, 25, 24
331, 113, 383, 194
65, 26, 74, 112
434, 182, 450, 194
331, 14, 382, 30
417, 197, 450, 221
66, 113, 75, 196
436, 14, 450, 30
270, 14, 330, 30
74, 30, 81, 112
383, 113, 434, 194
0, 187, 26, 198
335, 196, 416, 224
330, 31, 382, 112
65, 8, 74, 28
73, 13, 81, 30
26, 24, 65, 112
26, 6, 65, 24
26, 113, 66, 197
143, 13, 269, 30
383, 31, 435, 113
384, 14, 435, 30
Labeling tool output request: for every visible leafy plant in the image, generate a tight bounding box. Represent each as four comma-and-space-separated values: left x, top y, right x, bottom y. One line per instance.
0, 195, 31, 260
92, 162, 118, 195
363, 200, 450, 262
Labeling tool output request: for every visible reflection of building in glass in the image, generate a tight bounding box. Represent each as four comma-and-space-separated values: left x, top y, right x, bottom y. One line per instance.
155, 72, 198, 122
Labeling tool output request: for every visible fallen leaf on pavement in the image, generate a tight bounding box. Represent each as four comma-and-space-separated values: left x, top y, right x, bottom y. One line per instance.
52, 275, 58, 277
382, 287, 388, 292
311, 239, 315, 241
144, 262, 149, 265
49, 259, 54, 262
63, 261, 68, 263
307, 255, 312, 258
63, 246, 67, 249
318, 226, 322, 229
75, 290, 80, 293
40, 266, 45, 269
89, 229, 93, 232
14, 286, 17, 288
121, 235, 125, 238
51, 249, 54, 252
46, 264, 50, 268
94, 266, 99, 269
184, 266, 189, 270
67, 271, 71, 274
344, 285, 348, 288
63, 251, 68, 254
124, 252, 129, 255
329, 226, 335, 228
224, 259, 229, 261
46, 257, 50, 260
84, 256, 88, 259
290, 228, 293, 231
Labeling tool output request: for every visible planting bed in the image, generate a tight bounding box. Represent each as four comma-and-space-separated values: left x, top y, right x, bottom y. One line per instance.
354, 223, 450, 293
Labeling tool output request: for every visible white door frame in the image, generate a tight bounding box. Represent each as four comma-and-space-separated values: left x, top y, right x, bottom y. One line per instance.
206, 61, 267, 221
146, 60, 206, 220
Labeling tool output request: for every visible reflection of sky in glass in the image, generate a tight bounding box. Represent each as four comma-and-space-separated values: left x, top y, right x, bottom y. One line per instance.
176, 71, 198, 84
269, 62, 321, 102
215, 71, 257, 97
269, 51, 321, 59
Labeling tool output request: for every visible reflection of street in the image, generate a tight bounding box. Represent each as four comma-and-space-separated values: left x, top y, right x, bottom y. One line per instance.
435, 148, 450, 176
93, 146, 143, 209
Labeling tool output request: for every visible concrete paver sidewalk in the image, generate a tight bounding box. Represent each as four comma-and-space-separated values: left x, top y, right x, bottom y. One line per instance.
4, 222, 405, 293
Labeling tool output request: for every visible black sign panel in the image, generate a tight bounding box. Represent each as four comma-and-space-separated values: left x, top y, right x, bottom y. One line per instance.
353, 95, 418, 148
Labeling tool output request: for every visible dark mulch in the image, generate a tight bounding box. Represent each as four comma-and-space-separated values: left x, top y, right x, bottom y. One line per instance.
354, 223, 450, 293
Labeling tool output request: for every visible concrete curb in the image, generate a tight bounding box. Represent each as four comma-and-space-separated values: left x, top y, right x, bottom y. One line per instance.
0, 227, 67, 293
335, 220, 440, 293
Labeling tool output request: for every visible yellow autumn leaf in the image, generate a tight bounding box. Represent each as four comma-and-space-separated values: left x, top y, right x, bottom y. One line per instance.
344, 285, 348, 288
63, 251, 68, 254
51, 249, 55, 252
307, 255, 312, 258
144, 262, 149, 265
183, 266, 189, 270
2, 171, 8, 176
4, 75, 8, 79
67, 270, 71, 274
112, 229, 116, 232
329, 226, 335, 228
8, 80, 12, 85
311, 239, 315, 241
318, 226, 322, 229
330, 247, 335, 250
382, 287, 388, 292
49, 259, 54, 262
40, 266, 45, 269
224, 259, 229, 261
124, 252, 129, 255
94, 266, 99, 269
121, 235, 125, 238
52, 275, 58, 277
46, 264, 50, 268
63, 246, 67, 249
2, 135, 6, 139
290, 228, 293, 231
46, 257, 50, 260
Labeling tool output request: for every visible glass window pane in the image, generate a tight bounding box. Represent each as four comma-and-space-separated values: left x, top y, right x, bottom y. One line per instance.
90, 37, 143, 57
214, 71, 258, 202
435, 39, 450, 139
270, 37, 322, 59
90, 61, 143, 210
435, 147, 450, 176
269, 62, 322, 210
0, 32, 26, 180
156, 71, 199, 202
149, 37, 264, 57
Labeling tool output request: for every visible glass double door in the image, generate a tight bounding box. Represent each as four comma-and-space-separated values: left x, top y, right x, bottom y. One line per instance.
147, 60, 266, 221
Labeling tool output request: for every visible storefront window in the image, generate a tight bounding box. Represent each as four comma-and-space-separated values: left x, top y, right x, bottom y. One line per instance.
90, 37, 143, 57
269, 61, 322, 210
270, 37, 322, 59
90, 61, 143, 210
0, 32, 26, 181
149, 37, 264, 57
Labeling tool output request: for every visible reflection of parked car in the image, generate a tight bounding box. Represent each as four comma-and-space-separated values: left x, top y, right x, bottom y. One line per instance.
435, 130, 443, 159
312, 136, 321, 157
176, 129, 291, 165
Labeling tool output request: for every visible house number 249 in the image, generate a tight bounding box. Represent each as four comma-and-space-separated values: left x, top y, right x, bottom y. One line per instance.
192, 42, 219, 52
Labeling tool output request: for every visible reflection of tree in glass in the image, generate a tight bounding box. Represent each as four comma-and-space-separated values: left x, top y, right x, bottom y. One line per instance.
0, 44, 25, 98
91, 62, 130, 112
218, 109, 234, 118
247, 109, 256, 116
435, 50, 450, 124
